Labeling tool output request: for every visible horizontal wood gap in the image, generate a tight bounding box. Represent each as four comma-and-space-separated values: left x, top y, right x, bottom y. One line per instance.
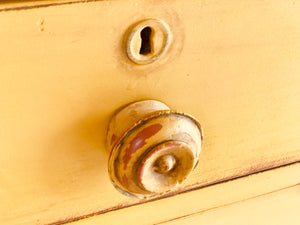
48, 160, 300, 225
155, 183, 300, 224
0, 0, 103, 12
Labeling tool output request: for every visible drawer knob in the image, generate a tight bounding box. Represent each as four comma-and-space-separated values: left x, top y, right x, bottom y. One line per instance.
106, 100, 203, 198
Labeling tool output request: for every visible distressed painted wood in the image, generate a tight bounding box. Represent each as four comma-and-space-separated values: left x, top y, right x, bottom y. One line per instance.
0, 0, 299, 224
69, 163, 300, 225
0, 0, 85, 11
160, 185, 300, 225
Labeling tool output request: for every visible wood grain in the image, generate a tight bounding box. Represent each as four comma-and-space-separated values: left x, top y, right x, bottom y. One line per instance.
0, 0, 299, 224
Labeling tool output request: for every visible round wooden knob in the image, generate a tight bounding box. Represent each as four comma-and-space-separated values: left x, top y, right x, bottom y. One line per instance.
106, 100, 203, 198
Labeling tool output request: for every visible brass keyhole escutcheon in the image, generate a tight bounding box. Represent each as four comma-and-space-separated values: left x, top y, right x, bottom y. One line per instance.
126, 19, 172, 65
106, 100, 203, 198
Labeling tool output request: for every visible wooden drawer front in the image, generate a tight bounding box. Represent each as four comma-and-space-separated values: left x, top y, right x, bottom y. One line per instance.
0, 0, 299, 224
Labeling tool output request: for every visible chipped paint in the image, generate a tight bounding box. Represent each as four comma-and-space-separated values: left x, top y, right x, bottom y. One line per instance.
164, 142, 181, 148
107, 100, 203, 198
123, 123, 163, 169
122, 175, 129, 188
111, 134, 117, 146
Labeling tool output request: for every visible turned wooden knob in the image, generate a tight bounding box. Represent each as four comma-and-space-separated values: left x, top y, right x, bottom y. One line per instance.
106, 100, 203, 198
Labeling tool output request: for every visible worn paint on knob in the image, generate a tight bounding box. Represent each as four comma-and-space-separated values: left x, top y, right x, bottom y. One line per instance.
107, 100, 203, 198
154, 154, 177, 174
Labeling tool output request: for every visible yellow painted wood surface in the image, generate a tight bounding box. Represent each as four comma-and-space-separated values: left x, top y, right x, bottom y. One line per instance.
69, 163, 300, 225
0, 0, 85, 11
0, 0, 299, 224
161, 185, 300, 225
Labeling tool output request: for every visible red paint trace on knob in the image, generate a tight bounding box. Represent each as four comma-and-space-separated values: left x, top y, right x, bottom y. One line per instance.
123, 123, 163, 169
122, 175, 129, 188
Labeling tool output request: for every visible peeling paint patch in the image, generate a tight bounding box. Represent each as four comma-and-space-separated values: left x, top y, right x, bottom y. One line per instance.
165, 142, 181, 148
123, 123, 163, 169
122, 175, 129, 188
111, 134, 117, 146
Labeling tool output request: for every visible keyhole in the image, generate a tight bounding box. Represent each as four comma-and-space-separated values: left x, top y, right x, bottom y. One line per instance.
126, 19, 171, 64
139, 27, 152, 55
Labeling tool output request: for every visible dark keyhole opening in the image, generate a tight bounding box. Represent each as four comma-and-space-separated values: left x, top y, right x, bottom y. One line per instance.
139, 27, 152, 55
